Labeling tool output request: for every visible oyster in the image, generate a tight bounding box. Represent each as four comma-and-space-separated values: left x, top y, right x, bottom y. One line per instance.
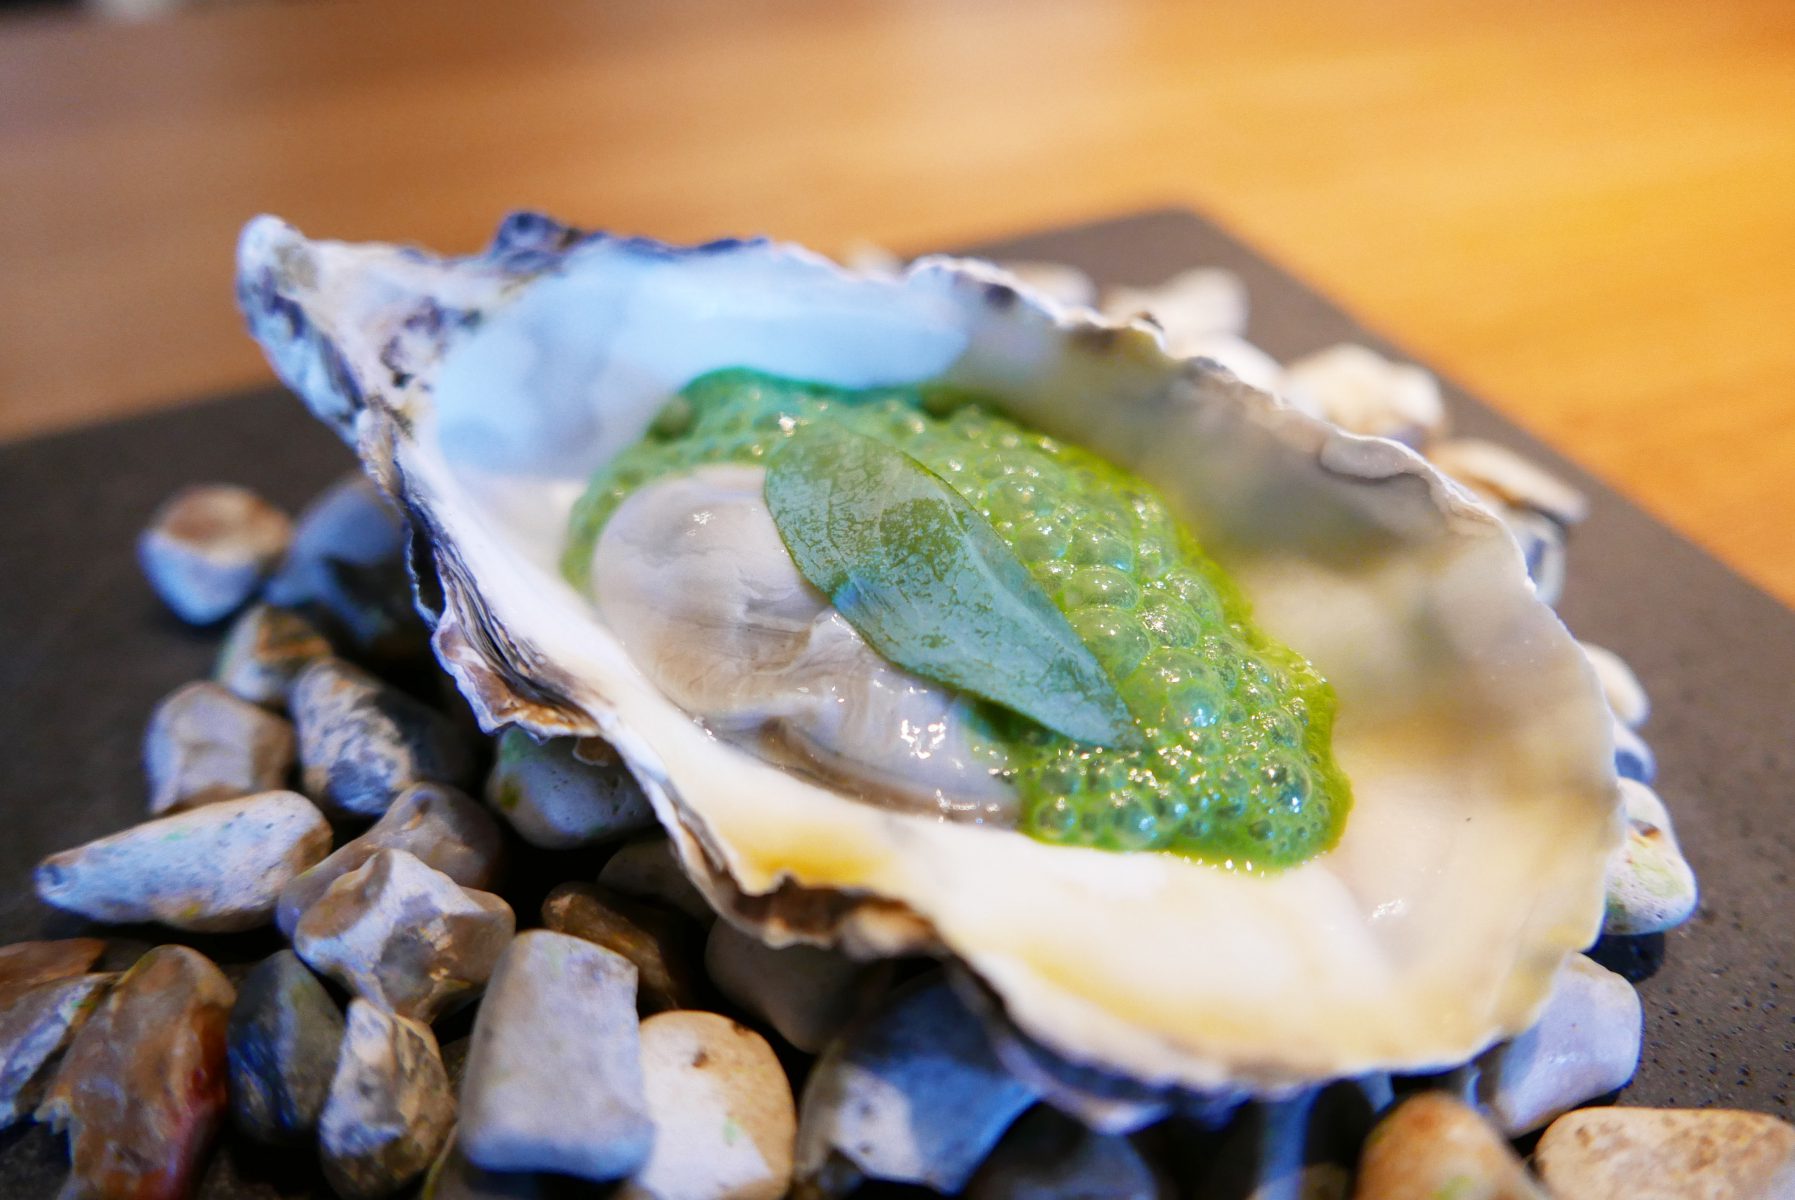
237, 213, 1621, 1094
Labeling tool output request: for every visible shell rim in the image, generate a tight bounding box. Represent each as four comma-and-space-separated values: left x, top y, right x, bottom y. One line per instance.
236, 212, 1623, 1098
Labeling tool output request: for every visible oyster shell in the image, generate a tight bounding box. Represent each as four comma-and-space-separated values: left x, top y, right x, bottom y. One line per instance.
237, 213, 1621, 1094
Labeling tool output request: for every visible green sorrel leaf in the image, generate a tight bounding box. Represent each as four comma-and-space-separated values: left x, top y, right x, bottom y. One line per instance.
764, 421, 1138, 747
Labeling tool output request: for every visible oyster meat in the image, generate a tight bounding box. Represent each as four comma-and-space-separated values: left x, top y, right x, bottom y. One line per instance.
237, 213, 1621, 1095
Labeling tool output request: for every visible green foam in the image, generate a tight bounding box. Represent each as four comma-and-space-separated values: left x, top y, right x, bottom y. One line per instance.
564, 368, 1351, 871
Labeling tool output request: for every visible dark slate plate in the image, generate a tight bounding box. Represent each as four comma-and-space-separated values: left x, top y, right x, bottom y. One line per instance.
1, 209, 1790, 1196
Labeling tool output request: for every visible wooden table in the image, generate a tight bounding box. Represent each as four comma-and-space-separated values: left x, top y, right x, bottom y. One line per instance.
4, 0, 1793, 604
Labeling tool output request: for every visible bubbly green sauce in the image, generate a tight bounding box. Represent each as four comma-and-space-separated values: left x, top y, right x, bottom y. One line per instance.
565, 369, 1351, 871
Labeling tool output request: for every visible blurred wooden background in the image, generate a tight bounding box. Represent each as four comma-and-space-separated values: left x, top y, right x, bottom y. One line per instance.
2, 0, 1792, 603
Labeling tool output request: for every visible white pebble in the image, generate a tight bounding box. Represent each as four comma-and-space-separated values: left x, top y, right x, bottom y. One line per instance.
35, 791, 330, 933
621, 1011, 797, 1200
1354, 1093, 1546, 1199
138, 483, 293, 624
292, 658, 475, 818
1536, 1107, 1795, 1200
1428, 437, 1587, 525
459, 931, 652, 1182
1581, 642, 1650, 729
1475, 954, 1642, 1135
277, 781, 504, 937
213, 604, 332, 710
1605, 779, 1698, 935
838, 241, 903, 278
294, 849, 515, 1022
320, 1000, 455, 1200
1103, 268, 1248, 340
1281, 344, 1445, 449
1176, 332, 1283, 392
144, 680, 296, 813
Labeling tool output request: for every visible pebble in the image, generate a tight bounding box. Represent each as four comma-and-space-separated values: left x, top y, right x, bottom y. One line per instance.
295, 848, 515, 1023
144, 679, 297, 813
991, 1040, 1169, 1135
320, 999, 457, 1200
485, 728, 655, 849
292, 657, 477, 818
1186, 1076, 1391, 1200
1350, 1093, 1545, 1200
1281, 344, 1446, 449
1474, 954, 1642, 1136
599, 835, 715, 923
0, 938, 107, 1005
1501, 505, 1568, 607
138, 483, 294, 624
1611, 718, 1656, 784
35, 790, 331, 933
0, 972, 111, 1128
458, 930, 653, 1181
266, 473, 418, 653
970, 984, 1171, 1133
839, 240, 903, 277
967, 1106, 1162, 1200
227, 950, 346, 1145
1581, 642, 1650, 729
542, 882, 703, 1014
705, 921, 868, 1053
278, 781, 505, 936
994, 260, 1098, 309
422, 1141, 551, 1199
619, 1010, 797, 1200
37, 945, 235, 1200
213, 603, 333, 709
1104, 268, 1249, 340
1605, 778, 1699, 936
794, 977, 1037, 1196
1535, 1106, 1795, 1200
1177, 332, 1284, 392
1428, 437, 1588, 526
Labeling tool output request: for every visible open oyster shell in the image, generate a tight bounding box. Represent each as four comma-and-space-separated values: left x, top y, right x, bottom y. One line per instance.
237, 213, 1622, 1095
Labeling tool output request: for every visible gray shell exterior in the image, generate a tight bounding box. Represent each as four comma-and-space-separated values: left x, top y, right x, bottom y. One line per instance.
238, 214, 1622, 1095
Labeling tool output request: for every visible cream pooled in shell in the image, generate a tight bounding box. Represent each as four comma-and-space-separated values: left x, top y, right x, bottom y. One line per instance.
236, 212, 1622, 1095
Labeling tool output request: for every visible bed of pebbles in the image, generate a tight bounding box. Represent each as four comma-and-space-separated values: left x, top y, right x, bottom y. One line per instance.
1, 261, 1781, 1200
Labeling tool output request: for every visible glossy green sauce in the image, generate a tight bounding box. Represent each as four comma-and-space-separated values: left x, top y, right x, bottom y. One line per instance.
565, 369, 1351, 870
